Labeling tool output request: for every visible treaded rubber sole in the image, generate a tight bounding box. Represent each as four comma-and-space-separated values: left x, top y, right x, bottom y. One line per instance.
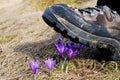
42, 7, 120, 60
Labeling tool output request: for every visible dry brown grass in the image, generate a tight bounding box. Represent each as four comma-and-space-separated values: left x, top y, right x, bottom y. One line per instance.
0, 0, 120, 80
29, 0, 97, 10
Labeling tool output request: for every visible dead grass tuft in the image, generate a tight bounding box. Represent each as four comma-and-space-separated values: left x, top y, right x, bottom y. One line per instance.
0, 34, 17, 44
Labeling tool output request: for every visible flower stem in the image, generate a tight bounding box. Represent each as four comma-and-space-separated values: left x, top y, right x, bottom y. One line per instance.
34, 75, 37, 80
58, 56, 67, 71
49, 71, 52, 77
59, 61, 64, 71
65, 61, 69, 73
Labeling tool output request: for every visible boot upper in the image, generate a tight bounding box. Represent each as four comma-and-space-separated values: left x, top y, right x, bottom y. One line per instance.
50, 4, 120, 41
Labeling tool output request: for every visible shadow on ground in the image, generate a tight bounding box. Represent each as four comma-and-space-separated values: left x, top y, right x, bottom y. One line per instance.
13, 34, 57, 59
13, 35, 113, 62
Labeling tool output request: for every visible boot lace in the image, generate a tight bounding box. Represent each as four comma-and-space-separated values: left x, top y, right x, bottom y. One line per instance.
75, 6, 119, 20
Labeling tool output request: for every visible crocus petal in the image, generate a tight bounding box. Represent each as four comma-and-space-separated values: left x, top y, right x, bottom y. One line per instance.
65, 41, 74, 52
66, 41, 74, 48
29, 60, 39, 74
66, 49, 73, 60
44, 57, 56, 71
66, 47, 78, 61
54, 40, 65, 56
59, 33, 63, 40
54, 33, 63, 42
77, 43, 85, 50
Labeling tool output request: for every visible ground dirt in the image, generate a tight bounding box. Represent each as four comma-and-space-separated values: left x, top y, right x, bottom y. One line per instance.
0, 0, 120, 80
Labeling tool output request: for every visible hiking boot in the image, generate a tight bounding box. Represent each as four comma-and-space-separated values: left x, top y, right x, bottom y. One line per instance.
42, 4, 120, 60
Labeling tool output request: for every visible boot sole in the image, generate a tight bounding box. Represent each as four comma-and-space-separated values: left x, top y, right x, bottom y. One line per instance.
42, 7, 120, 60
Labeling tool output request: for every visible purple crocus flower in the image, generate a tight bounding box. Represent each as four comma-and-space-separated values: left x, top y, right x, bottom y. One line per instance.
74, 43, 85, 51
65, 41, 78, 61
29, 60, 39, 74
54, 33, 63, 41
44, 57, 56, 71
66, 48, 78, 61
65, 41, 74, 49
54, 40, 65, 57
54, 34, 65, 57
59, 33, 63, 40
